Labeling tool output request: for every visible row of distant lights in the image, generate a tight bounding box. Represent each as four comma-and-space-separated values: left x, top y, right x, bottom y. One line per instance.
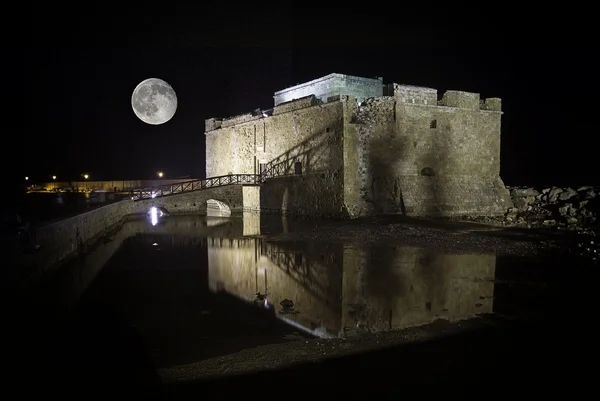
25, 172, 163, 181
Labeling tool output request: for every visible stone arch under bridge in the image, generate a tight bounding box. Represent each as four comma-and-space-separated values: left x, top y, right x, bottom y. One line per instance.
135, 185, 259, 217
206, 199, 231, 217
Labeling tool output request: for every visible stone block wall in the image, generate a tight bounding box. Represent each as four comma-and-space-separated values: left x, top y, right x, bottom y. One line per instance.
392, 84, 438, 105
205, 74, 512, 219
25, 185, 248, 276
242, 186, 260, 212
207, 99, 347, 217
348, 94, 511, 216
440, 90, 480, 110
273, 95, 318, 115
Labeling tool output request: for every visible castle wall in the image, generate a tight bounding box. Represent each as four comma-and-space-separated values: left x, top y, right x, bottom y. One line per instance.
348, 90, 512, 216
206, 74, 512, 219
206, 97, 347, 218
273, 73, 383, 106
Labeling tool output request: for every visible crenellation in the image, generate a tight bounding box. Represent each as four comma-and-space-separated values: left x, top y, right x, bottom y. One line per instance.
392, 84, 438, 105
273, 95, 320, 115
206, 73, 512, 218
205, 117, 222, 131
440, 90, 480, 110
221, 112, 263, 128
483, 97, 502, 112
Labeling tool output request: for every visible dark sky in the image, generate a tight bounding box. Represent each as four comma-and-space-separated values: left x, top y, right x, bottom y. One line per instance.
11, 4, 595, 188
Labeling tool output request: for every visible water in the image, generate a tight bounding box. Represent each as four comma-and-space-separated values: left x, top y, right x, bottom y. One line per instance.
5, 213, 595, 395
13, 191, 128, 226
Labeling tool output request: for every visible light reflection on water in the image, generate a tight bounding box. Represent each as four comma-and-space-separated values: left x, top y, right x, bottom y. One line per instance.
207, 237, 495, 338
60, 213, 496, 340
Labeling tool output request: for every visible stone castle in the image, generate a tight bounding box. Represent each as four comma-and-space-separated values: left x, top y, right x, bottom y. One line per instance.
205, 73, 512, 218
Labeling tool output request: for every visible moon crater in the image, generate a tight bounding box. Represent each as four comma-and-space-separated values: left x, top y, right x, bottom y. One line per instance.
131, 78, 178, 125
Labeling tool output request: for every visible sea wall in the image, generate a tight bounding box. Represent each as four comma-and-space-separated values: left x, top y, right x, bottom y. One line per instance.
18, 185, 255, 277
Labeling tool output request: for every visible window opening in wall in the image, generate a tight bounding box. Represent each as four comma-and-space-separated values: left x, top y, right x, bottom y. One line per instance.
421, 167, 435, 176
294, 253, 303, 266
260, 163, 267, 176
294, 161, 302, 175
430, 119, 437, 129
326, 127, 330, 132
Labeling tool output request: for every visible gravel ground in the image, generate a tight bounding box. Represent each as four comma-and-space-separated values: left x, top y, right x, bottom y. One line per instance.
159, 315, 504, 383
259, 214, 583, 257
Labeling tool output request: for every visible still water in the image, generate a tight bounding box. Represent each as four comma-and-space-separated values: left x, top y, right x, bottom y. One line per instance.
9, 213, 573, 392
16, 191, 127, 225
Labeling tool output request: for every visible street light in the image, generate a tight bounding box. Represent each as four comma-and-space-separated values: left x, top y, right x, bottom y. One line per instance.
84, 174, 89, 192
25, 176, 28, 181
52, 175, 56, 191
158, 171, 164, 178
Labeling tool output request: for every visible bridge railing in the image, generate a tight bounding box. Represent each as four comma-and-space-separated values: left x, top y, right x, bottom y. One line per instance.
130, 174, 262, 201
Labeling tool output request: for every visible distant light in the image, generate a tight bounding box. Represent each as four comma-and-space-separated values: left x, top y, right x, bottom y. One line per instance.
158, 171, 164, 178
25, 176, 28, 180
84, 174, 89, 180
52, 175, 56, 180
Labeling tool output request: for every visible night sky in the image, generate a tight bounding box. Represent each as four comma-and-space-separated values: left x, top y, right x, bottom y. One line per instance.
12, 4, 595, 189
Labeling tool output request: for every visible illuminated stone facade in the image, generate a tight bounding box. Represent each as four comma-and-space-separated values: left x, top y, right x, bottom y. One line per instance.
205, 73, 512, 218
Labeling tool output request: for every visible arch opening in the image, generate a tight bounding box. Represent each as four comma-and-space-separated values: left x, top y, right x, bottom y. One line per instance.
420, 167, 435, 177
206, 199, 232, 217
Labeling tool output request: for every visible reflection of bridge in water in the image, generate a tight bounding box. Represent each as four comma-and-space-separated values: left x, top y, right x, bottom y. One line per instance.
207, 237, 496, 338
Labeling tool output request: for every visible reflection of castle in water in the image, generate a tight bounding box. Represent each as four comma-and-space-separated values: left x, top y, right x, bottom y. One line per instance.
207, 237, 496, 338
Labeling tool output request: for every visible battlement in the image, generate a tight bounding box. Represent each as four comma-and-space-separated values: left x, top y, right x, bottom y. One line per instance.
206, 75, 502, 133
219, 110, 264, 128
205, 117, 222, 131
273, 95, 320, 115
386, 84, 501, 112
388, 84, 438, 105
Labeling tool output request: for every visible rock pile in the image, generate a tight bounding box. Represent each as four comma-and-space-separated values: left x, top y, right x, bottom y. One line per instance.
459, 185, 598, 264
505, 185, 598, 233
506, 185, 599, 265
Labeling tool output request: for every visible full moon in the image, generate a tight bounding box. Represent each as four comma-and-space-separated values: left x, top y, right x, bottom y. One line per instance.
131, 78, 178, 125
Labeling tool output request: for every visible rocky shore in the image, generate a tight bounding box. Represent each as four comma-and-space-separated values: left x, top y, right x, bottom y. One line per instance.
458, 185, 598, 264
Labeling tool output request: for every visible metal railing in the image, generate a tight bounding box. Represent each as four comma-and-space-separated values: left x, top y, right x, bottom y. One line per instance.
130, 174, 262, 201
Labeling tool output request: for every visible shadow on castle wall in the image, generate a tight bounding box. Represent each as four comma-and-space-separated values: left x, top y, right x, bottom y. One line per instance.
260, 122, 345, 216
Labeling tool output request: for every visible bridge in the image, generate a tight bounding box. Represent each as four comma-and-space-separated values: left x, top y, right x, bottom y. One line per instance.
128, 150, 307, 217
129, 174, 265, 217
130, 174, 263, 201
